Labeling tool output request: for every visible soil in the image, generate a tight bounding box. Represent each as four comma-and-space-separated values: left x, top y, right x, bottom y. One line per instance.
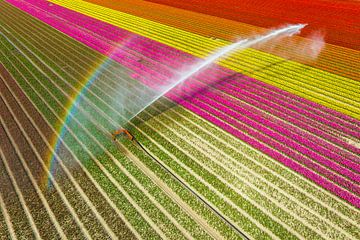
0, 64, 136, 239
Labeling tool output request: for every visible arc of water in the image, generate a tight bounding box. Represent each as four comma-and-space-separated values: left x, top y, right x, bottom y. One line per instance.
125, 24, 307, 125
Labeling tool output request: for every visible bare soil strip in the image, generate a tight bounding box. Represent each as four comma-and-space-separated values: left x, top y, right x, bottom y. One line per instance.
0, 190, 17, 240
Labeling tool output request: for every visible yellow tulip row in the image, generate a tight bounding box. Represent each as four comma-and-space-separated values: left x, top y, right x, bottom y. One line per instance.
50, 0, 360, 119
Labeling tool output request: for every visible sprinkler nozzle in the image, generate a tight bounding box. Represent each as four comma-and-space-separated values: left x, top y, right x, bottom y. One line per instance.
112, 128, 134, 141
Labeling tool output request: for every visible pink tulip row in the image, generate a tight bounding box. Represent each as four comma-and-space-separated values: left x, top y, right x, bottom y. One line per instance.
12, 0, 358, 167
15, 0, 360, 136
198, 68, 360, 138
193, 68, 360, 157
174, 100, 360, 208
8, 0, 360, 207
218, 81, 360, 158
12, 0, 360, 133
186, 79, 360, 170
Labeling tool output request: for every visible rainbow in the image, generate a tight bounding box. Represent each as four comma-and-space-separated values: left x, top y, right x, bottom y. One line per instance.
42, 37, 133, 189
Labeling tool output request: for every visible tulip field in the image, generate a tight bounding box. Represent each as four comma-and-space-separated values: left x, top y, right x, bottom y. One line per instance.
0, 0, 359, 239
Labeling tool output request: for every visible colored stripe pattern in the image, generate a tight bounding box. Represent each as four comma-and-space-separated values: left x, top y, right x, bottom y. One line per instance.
1, 0, 359, 239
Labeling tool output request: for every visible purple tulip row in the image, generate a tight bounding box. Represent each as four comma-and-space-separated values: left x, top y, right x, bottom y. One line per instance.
9, 0, 360, 207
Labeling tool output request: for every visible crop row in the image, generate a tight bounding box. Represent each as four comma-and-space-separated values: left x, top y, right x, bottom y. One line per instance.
0, 6, 243, 239
83, 0, 360, 82
16, 0, 356, 124
48, 0, 360, 93
6, 0, 360, 206
2, 1, 360, 238
5, 10, 360, 239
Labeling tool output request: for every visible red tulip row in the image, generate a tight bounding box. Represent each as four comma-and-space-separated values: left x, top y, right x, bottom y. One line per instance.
145, 0, 360, 50
8, 0, 360, 207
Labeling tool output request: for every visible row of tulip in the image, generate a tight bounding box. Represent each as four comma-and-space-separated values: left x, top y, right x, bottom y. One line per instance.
0, 10, 244, 239
2, 6, 360, 238
13, 0, 360, 127
7, 0, 356, 206
46, 0, 360, 120
1, 11, 254, 238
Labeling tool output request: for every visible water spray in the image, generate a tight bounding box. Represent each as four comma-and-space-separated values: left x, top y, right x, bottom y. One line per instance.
39, 21, 305, 236
112, 24, 307, 137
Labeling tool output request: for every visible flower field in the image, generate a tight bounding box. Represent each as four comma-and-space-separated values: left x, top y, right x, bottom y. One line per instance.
0, 0, 359, 239
144, 0, 360, 50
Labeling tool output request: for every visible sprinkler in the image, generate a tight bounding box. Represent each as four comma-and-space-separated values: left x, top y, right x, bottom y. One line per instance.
112, 128, 156, 162
112, 128, 134, 141
111, 128, 249, 239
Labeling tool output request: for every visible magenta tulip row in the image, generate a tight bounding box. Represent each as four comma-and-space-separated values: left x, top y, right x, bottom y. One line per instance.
134, 64, 360, 191
195, 69, 360, 157
12, 1, 360, 133
8, 0, 360, 207
14, 0, 360, 136
175, 99, 360, 208
186, 80, 360, 172
198, 68, 360, 138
